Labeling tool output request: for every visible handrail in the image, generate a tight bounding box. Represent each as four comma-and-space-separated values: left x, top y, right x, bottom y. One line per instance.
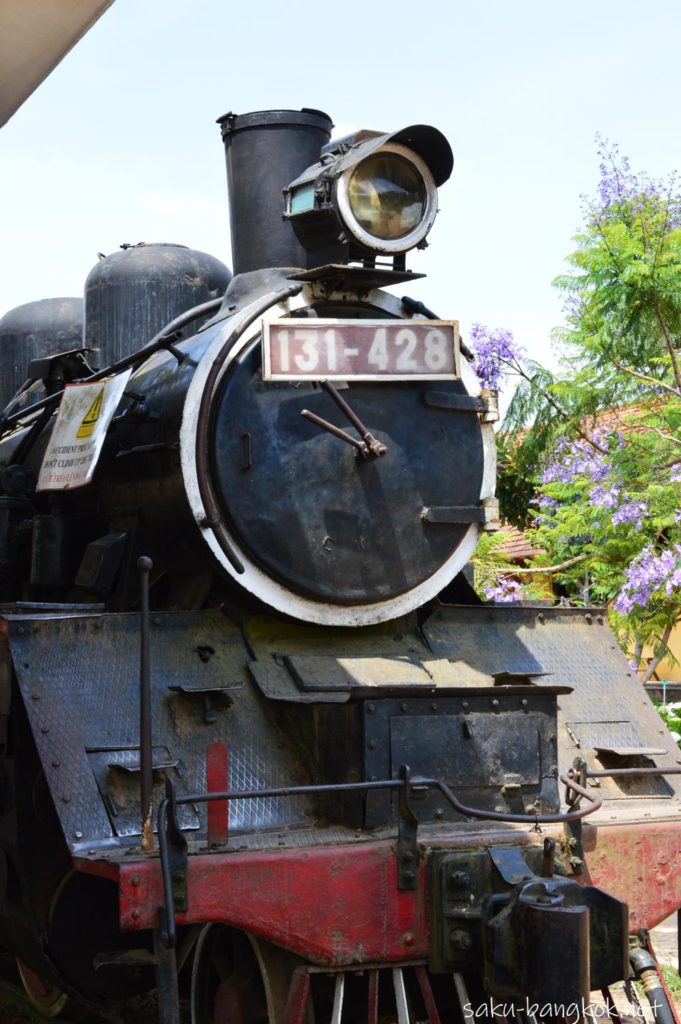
155, 769, 601, 947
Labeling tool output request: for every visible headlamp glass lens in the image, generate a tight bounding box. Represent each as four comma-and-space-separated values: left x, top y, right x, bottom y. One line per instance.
348, 154, 427, 240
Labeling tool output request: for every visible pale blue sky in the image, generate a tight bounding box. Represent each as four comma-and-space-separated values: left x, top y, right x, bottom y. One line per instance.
1, 0, 679, 382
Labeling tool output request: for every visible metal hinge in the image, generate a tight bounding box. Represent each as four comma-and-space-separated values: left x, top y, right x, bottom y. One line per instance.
421, 497, 499, 531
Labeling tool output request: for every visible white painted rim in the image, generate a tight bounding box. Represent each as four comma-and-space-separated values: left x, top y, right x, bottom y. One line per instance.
335, 142, 438, 255
180, 289, 495, 626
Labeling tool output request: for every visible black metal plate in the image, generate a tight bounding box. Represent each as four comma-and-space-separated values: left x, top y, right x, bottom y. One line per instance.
210, 339, 483, 603
9, 610, 312, 853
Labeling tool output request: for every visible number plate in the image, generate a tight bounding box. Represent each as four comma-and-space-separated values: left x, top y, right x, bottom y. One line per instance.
261, 319, 460, 381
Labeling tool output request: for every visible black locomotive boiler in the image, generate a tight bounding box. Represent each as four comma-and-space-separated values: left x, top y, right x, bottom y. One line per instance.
0, 108, 679, 1024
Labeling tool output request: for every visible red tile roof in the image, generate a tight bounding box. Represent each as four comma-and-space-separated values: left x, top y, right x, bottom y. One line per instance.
497, 524, 543, 562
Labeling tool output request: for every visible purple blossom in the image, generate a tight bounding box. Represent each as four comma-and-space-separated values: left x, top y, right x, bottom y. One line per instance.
670, 463, 681, 483
611, 500, 648, 530
589, 482, 622, 509
530, 495, 559, 511
469, 323, 523, 390
530, 493, 560, 525
483, 579, 526, 603
594, 135, 641, 212
588, 135, 681, 228
541, 437, 611, 486
613, 544, 681, 614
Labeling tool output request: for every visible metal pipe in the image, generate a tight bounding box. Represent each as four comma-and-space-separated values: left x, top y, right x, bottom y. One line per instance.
630, 944, 677, 1024
0, 296, 223, 433
585, 766, 681, 778
542, 836, 556, 876
166, 771, 600, 824
156, 771, 601, 945
138, 556, 154, 851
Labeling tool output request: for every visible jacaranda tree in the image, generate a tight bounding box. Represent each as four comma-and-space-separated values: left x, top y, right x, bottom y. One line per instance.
471, 138, 681, 680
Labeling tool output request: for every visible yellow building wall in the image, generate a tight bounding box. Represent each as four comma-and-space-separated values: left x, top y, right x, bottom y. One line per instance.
644, 626, 681, 682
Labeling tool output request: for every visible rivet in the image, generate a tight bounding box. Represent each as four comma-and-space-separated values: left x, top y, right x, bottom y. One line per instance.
431, 702, 438, 711
537, 613, 545, 624
41, 726, 49, 734
153, 617, 162, 626
403, 932, 415, 947
52, 760, 60, 768
131, 909, 140, 921
521, 699, 528, 707
31, 693, 40, 701
17, 627, 25, 636
491, 698, 499, 708
367, 703, 375, 714
131, 875, 140, 888
74, 831, 83, 840
403, 870, 416, 882
62, 795, 71, 804
367, 739, 376, 750
400, 703, 408, 712
462, 701, 469, 710
402, 852, 414, 863
435, 808, 444, 819
585, 613, 593, 624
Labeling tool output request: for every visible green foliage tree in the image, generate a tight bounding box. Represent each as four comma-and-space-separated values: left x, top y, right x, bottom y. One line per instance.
471, 138, 681, 679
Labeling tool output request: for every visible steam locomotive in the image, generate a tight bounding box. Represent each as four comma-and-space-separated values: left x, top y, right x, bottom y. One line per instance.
0, 107, 679, 1024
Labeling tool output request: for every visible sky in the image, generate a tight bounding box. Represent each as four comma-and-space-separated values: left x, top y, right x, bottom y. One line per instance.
1, 0, 680, 385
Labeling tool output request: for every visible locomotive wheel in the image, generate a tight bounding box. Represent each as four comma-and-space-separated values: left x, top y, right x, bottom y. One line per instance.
190, 925, 310, 1024
16, 960, 72, 1019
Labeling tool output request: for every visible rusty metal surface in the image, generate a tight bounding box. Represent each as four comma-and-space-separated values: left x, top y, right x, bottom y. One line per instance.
584, 820, 681, 931
8, 610, 311, 854
425, 605, 681, 806
117, 839, 429, 963
246, 614, 479, 701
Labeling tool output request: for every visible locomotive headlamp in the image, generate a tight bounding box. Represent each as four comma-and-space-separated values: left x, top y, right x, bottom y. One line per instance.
338, 145, 434, 252
284, 124, 453, 265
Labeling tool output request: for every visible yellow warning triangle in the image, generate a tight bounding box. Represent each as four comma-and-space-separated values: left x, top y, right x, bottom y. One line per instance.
76, 388, 104, 439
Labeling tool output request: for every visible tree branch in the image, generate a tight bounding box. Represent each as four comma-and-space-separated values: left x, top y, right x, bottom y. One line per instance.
653, 298, 681, 393
610, 356, 681, 397
500, 553, 590, 576
629, 425, 681, 446
504, 359, 608, 454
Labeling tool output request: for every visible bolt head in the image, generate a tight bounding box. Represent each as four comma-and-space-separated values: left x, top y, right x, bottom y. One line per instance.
448, 869, 471, 889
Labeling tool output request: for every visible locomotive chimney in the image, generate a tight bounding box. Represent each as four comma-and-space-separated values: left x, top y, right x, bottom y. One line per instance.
218, 108, 333, 275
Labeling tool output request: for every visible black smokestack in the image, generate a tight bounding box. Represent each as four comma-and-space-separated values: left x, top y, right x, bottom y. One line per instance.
218, 108, 333, 275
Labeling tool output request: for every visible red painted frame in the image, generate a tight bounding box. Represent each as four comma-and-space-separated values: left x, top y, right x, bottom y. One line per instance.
75, 819, 681, 966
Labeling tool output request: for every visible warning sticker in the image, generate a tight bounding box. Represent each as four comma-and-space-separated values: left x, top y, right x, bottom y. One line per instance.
76, 389, 104, 438
37, 370, 132, 491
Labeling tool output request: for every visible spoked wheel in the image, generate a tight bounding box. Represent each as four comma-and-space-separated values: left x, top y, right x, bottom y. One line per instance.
190, 925, 310, 1024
